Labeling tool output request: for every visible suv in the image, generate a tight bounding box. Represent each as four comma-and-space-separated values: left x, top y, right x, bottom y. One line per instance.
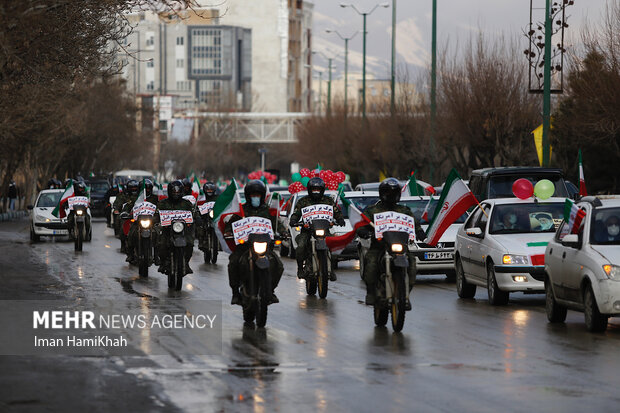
87, 179, 110, 217
468, 167, 569, 202
545, 196, 620, 332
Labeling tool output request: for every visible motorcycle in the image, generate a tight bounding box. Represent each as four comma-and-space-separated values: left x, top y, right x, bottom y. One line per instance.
71, 205, 89, 252
136, 214, 155, 277
373, 230, 411, 332
165, 219, 190, 291
200, 210, 219, 264
105, 196, 115, 228
240, 233, 280, 328
302, 219, 333, 299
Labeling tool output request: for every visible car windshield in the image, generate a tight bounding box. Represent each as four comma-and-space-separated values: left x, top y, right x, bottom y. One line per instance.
37, 192, 62, 208
488, 175, 568, 198
89, 181, 109, 193
399, 199, 467, 225
339, 196, 379, 219
489, 203, 564, 234
590, 207, 620, 245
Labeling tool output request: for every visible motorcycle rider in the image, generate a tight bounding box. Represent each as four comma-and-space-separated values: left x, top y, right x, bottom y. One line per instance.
157, 180, 198, 275
124, 179, 160, 265
226, 180, 284, 306
104, 181, 120, 226
358, 178, 425, 309
114, 180, 139, 253
66, 181, 91, 239
198, 181, 219, 250
289, 177, 345, 280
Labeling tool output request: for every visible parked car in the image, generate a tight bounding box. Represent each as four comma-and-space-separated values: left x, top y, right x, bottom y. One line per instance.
86, 179, 110, 217
28, 189, 69, 242
468, 167, 569, 202
454, 197, 565, 305
545, 196, 620, 331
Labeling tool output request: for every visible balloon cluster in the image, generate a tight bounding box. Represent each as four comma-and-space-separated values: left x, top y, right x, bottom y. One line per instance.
512, 178, 555, 200
248, 170, 277, 184
288, 168, 347, 194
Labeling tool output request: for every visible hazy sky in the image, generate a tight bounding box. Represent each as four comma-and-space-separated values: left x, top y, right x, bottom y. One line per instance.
309, 0, 611, 79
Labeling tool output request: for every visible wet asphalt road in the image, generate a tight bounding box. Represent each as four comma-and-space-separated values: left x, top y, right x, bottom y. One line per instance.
3, 218, 620, 412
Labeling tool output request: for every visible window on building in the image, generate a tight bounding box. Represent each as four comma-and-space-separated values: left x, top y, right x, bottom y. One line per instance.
146, 36, 154, 47
383, 88, 390, 97
176, 81, 191, 91
198, 79, 222, 106
176, 59, 184, 68
189, 28, 223, 76
146, 81, 154, 91
176, 37, 184, 45
146, 60, 154, 68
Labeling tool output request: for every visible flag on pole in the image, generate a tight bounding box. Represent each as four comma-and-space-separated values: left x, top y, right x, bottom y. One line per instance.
533, 123, 553, 166
212, 179, 244, 253
424, 169, 478, 246
578, 149, 587, 197
135, 179, 146, 206
192, 174, 205, 204
564, 198, 586, 234
325, 193, 372, 254
52, 180, 74, 219
421, 195, 434, 222
402, 172, 436, 196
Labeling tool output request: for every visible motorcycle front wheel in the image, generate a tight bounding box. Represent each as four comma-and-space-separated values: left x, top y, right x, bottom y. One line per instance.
317, 250, 329, 299
74, 222, 83, 252
390, 268, 407, 332
255, 268, 271, 328
139, 237, 150, 278
211, 232, 218, 264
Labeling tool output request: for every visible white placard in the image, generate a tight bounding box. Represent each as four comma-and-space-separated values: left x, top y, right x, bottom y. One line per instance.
301, 204, 333, 224
159, 210, 193, 227
183, 195, 196, 205
198, 201, 215, 216
374, 211, 417, 240
232, 217, 274, 245
132, 201, 157, 220
68, 196, 89, 210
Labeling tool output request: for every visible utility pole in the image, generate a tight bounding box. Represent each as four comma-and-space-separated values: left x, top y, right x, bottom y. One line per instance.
327, 58, 333, 116
153, 93, 161, 174
542, 0, 552, 167
326, 29, 359, 120
430, 0, 437, 182
193, 98, 199, 144
390, 0, 397, 115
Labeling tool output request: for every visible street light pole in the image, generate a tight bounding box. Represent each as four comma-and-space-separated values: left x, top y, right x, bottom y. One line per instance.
430, 0, 437, 182
542, 0, 552, 167
326, 29, 360, 119
390, 0, 397, 115
327, 58, 333, 116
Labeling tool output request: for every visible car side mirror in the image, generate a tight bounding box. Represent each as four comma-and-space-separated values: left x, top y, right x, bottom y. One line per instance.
27, 205, 34, 210
466, 227, 482, 237
561, 234, 579, 248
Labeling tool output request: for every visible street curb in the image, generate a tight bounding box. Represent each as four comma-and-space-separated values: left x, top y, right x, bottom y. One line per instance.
0, 211, 28, 222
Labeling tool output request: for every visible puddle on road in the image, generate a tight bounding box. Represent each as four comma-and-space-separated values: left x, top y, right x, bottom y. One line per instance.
114, 277, 158, 300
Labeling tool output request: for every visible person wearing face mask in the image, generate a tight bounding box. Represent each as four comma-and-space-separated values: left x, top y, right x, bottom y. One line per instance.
499, 210, 519, 230
225, 180, 285, 305
289, 177, 345, 280
605, 216, 620, 241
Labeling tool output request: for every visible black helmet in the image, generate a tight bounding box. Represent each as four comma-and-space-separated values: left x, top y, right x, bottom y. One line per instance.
126, 179, 139, 195
307, 177, 326, 201
168, 180, 184, 201
47, 179, 58, 189
244, 180, 266, 206
64, 178, 72, 188
379, 178, 401, 206
182, 178, 192, 195
144, 179, 154, 197
74, 182, 87, 196
203, 181, 217, 197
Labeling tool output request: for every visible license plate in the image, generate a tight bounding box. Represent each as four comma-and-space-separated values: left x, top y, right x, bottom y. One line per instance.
424, 252, 453, 260
53, 230, 66, 235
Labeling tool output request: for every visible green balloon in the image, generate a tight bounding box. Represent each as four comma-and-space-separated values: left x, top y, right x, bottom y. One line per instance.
345, 174, 351, 182
534, 179, 554, 200
292, 172, 302, 182
301, 177, 310, 187
279, 179, 288, 186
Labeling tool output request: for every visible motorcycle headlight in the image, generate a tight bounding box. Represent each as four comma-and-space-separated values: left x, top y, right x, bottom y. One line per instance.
209, 210, 214, 218
603, 264, 620, 281
172, 222, 184, 233
253, 242, 268, 254
76, 209, 84, 216
140, 219, 152, 229
391, 244, 404, 253
315, 229, 325, 237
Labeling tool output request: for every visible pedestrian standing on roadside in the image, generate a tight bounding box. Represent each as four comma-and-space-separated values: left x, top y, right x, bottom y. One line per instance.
8, 181, 18, 210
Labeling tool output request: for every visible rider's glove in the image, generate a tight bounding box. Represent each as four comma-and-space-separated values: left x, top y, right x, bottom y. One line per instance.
336, 217, 346, 226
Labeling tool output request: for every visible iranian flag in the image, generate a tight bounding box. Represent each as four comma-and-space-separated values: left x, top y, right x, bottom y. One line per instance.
192, 174, 205, 204
267, 191, 282, 217
402, 172, 436, 196
212, 179, 244, 253
564, 198, 586, 234
425, 169, 478, 246
421, 195, 434, 222
51, 179, 74, 219
578, 149, 587, 197
135, 179, 146, 205
325, 192, 372, 254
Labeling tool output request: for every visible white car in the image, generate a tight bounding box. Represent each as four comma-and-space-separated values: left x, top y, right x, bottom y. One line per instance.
28, 189, 69, 241
545, 196, 620, 331
454, 197, 566, 305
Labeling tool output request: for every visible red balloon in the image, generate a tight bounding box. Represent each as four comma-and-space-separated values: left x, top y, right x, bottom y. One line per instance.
300, 168, 311, 178
335, 171, 346, 183
512, 178, 534, 199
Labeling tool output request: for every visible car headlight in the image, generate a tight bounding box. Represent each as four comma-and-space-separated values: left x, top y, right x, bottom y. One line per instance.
253, 242, 268, 254
603, 265, 620, 281
391, 244, 404, 253
315, 229, 325, 237
76, 209, 84, 216
502, 254, 528, 265
140, 219, 152, 229
172, 222, 184, 233
209, 210, 214, 218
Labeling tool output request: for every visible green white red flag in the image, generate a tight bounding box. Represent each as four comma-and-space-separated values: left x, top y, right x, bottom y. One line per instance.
212, 179, 244, 253
578, 149, 587, 196
424, 169, 478, 246
51, 179, 74, 219
325, 193, 371, 253
402, 172, 436, 196
564, 198, 586, 234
